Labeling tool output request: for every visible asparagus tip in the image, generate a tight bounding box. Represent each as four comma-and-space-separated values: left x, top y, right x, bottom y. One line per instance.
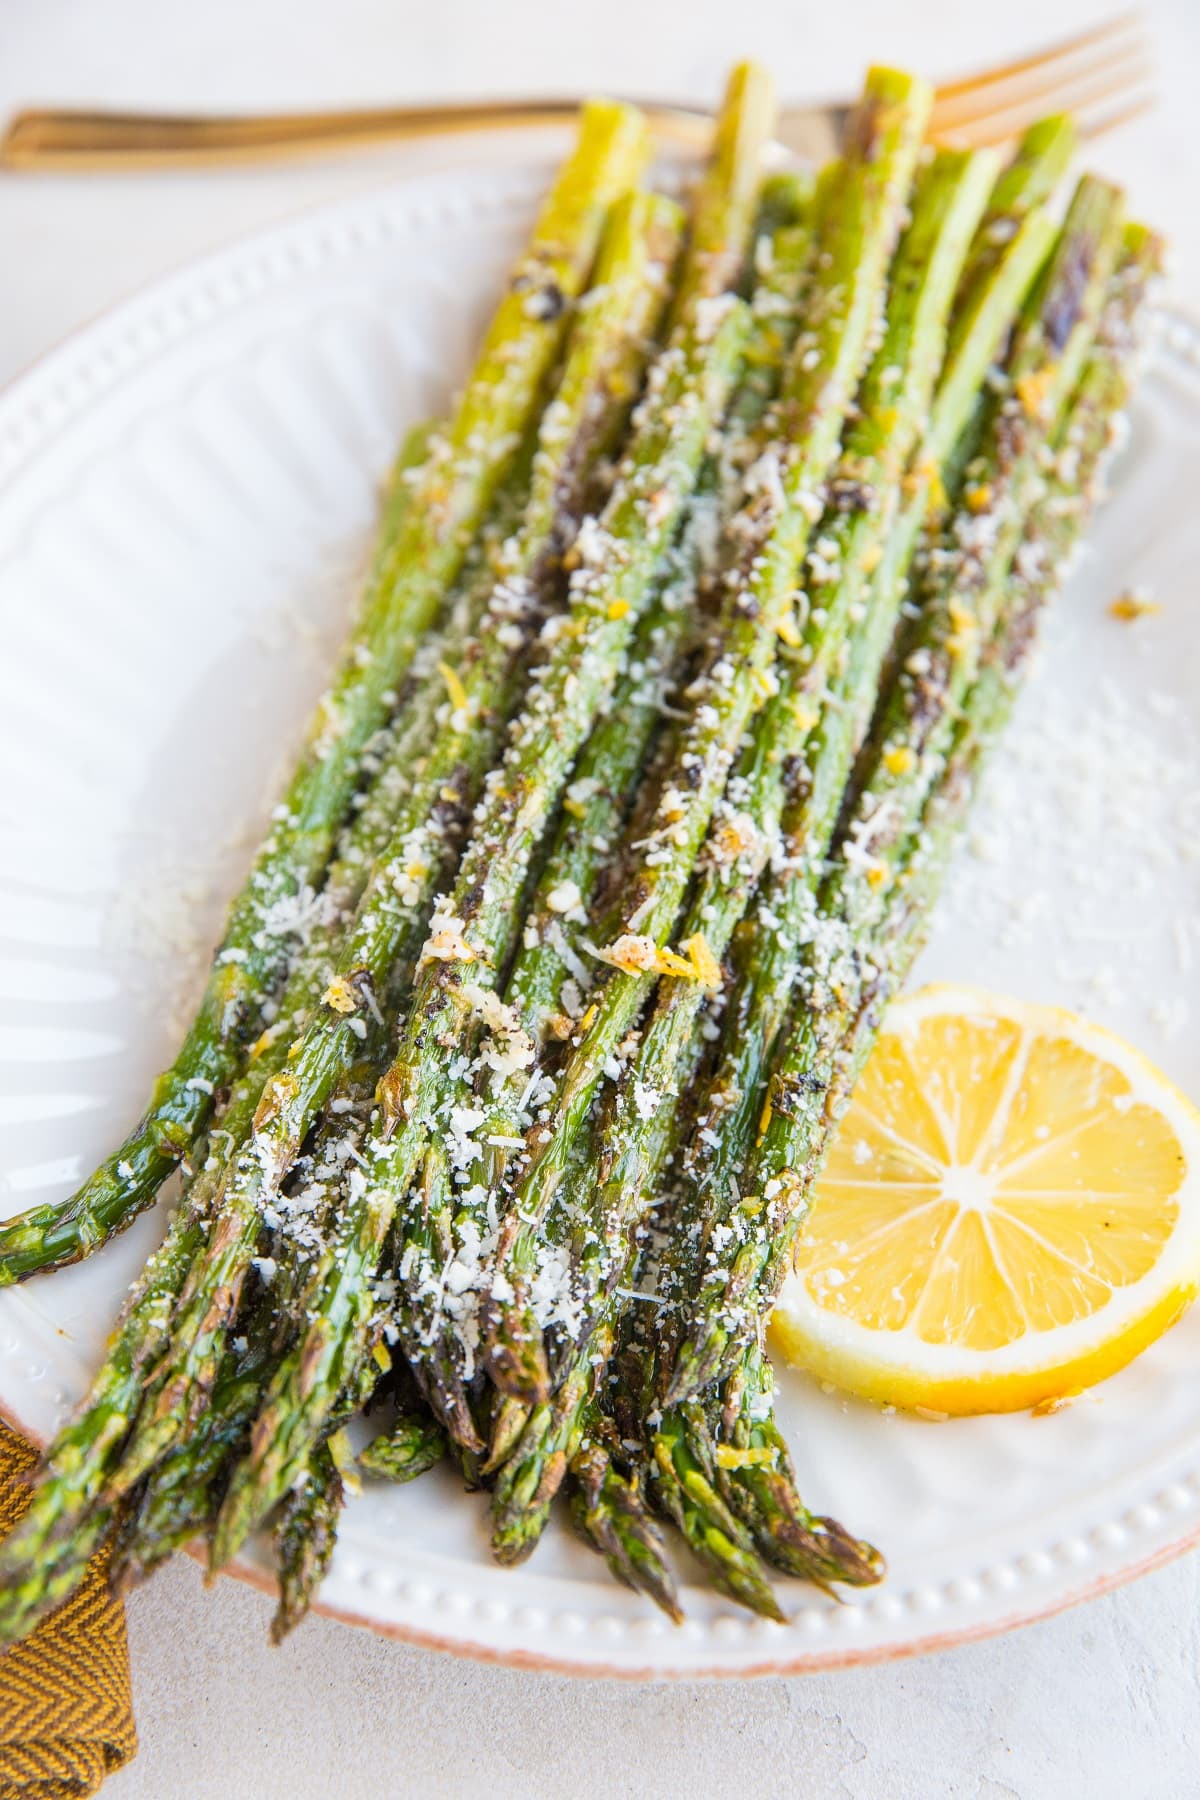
481, 1394, 533, 1475
570, 1446, 684, 1625
483, 1333, 552, 1409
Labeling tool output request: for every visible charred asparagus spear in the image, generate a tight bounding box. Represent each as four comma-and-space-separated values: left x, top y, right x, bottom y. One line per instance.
352, 66, 778, 1445
619, 129, 1072, 1582
659, 117, 1074, 1401
500, 211, 814, 1050
106, 185, 687, 1498
482, 140, 1001, 1592
486, 111, 1059, 1608
498, 143, 993, 1425
645, 213, 1155, 1618
0, 115, 660, 1644
665, 174, 1129, 1407
0, 98, 649, 1285
484, 69, 933, 1410
208, 298, 751, 1570
207, 63, 781, 1559
577, 156, 1123, 1613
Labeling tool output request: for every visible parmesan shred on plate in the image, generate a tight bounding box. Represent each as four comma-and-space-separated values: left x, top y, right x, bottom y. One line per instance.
936, 620, 1200, 1043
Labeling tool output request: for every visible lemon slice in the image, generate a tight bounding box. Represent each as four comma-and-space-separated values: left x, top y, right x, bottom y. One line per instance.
770, 985, 1200, 1415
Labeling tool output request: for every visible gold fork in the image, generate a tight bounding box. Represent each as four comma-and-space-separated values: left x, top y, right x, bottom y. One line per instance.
0, 13, 1153, 171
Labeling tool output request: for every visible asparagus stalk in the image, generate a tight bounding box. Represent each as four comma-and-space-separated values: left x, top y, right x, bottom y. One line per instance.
485, 70, 933, 1408
819, 218, 1165, 1145
497, 119, 808, 1049
487, 981, 711, 1554
193, 246, 737, 1483
131, 546, 490, 1232
264, 1338, 399, 1642
103, 258, 656, 1537
231, 64, 779, 1489
942, 116, 1075, 335
207, 293, 751, 1572
672, 261, 1158, 1584
103, 192, 686, 1498
473, 213, 817, 1494
667, 61, 778, 328
507, 81, 805, 1044
270, 1442, 342, 1643
510, 1056, 858, 1623
665, 116, 1072, 1296
0, 98, 648, 1286
792, 120, 1073, 861
501, 217, 814, 1049
484, 146, 1001, 1585
649, 1401, 785, 1620
484, 105, 985, 1611
348, 65, 780, 1445
95, 426, 515, 1393
495, 529, 704, 1050
666, 176, 1129, 1405
0, 970, 394, 1637
659, 211, 1153, 1613
0, 1219, 193, 1641
828, 178, 1125, 903
110, 1359, 265, 1591
8, 1053, 388, 1629
506, 1039, 880, 1607
606, 171, 1126, 1607
710, 1342, 883, 1588
18, 673, 460, 1607
446, 220, 815, 1431
389, 66, 787, 1422
753, 170, 815, 240
511, 147, 994, 1418
937, 113, 1077, 499
1, 895, 408, 1631
664, 146, 1077, 1432
492, 1050, 786, 1622
0, 413, 438, 1300
109, 1045, 394, 1590
359, 1402, 447, 1483
568, 1440, 683, 1624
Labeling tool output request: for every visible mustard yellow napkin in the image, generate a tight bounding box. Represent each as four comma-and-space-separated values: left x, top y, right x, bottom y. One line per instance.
0, 1421, 136, 1798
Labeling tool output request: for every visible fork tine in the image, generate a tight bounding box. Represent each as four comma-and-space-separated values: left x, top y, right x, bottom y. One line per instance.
930, 22, 1149, 132
931, 11, 1145, 104
1074, 89, 1157, 142
936, 58, 1154, 149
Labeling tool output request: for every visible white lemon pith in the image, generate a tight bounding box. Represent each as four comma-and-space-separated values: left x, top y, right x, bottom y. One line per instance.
770, 985, 1200, 1415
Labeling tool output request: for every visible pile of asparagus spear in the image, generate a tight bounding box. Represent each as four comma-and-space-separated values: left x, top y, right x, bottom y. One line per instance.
0, 60, 1162, 1641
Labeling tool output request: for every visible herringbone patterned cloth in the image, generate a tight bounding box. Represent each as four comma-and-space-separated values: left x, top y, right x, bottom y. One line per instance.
0, 1421, 136, 1798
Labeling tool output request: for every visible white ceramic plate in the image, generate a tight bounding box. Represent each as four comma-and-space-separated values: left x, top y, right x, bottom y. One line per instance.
2, 142, 1200, 1678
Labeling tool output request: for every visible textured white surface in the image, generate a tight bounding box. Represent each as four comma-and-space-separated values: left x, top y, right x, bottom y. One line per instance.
3, 0, 1200, 1791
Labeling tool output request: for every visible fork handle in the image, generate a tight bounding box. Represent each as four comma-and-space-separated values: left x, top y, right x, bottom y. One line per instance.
0, 99, 715, 170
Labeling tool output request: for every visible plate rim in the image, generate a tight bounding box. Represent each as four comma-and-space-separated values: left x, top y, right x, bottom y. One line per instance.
4, 1364, 1198, 1681
3, 152, 1200, 1679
